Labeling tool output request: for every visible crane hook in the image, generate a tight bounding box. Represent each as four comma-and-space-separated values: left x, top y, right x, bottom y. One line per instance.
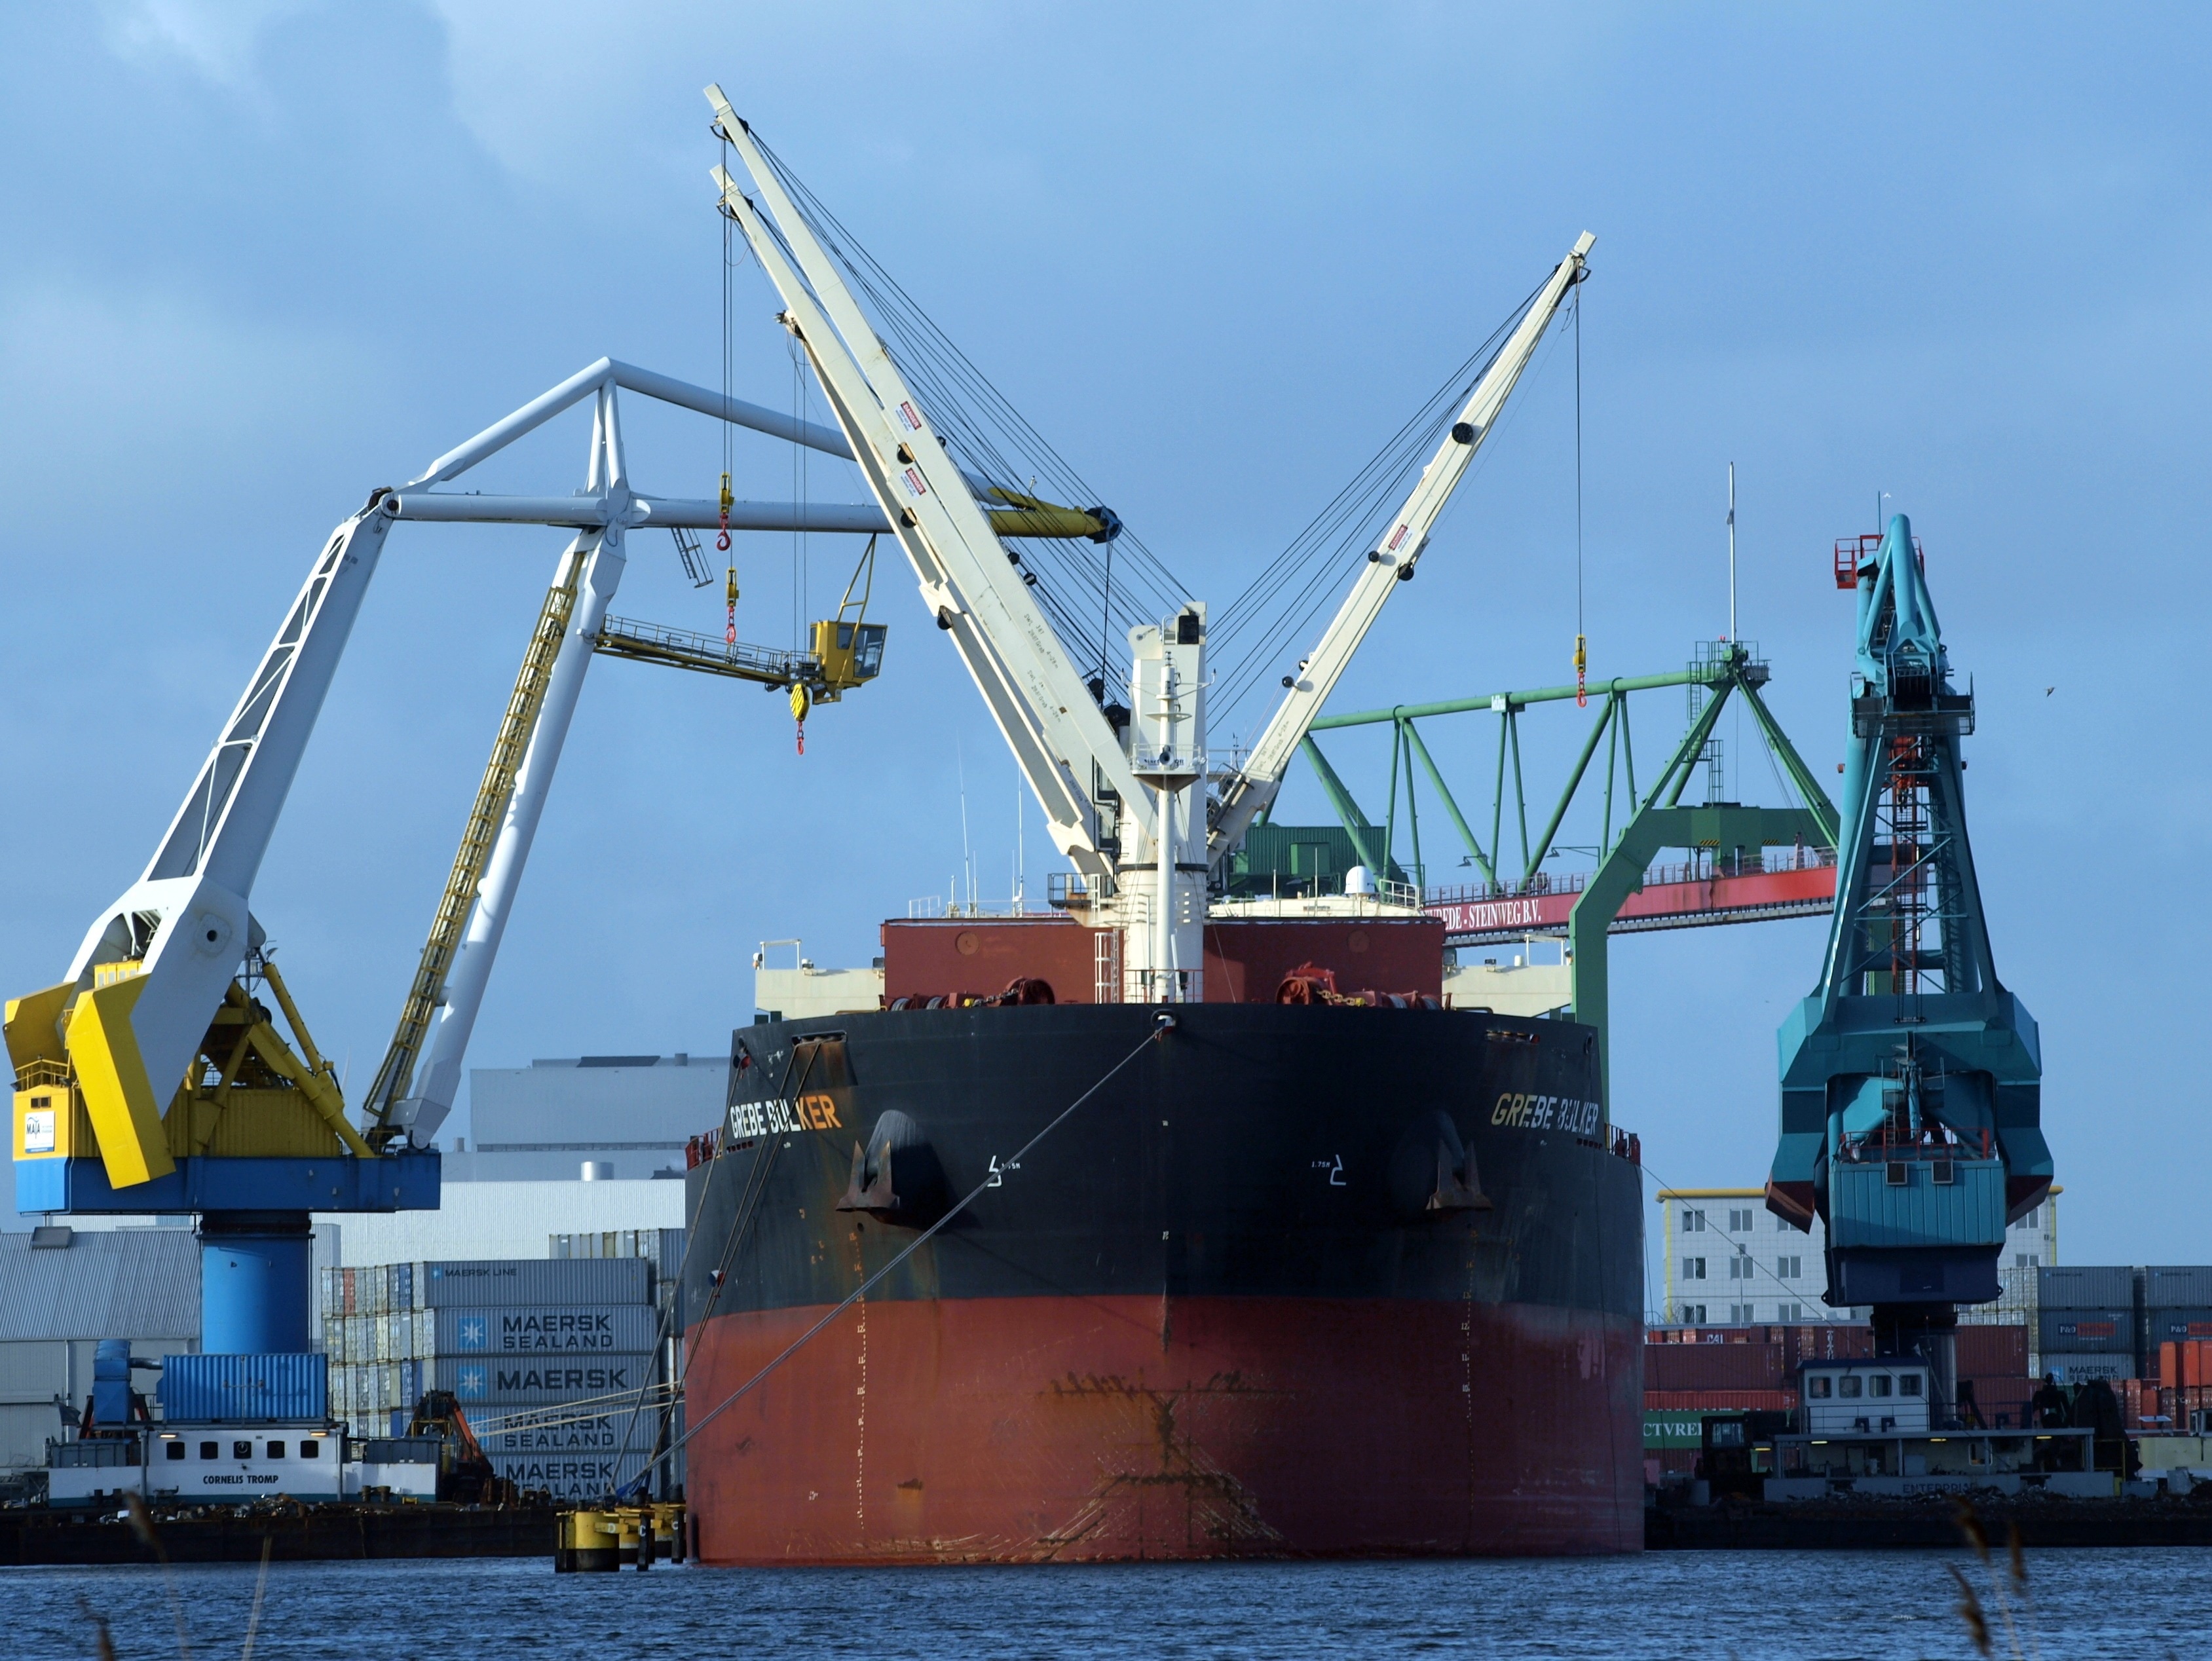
1574, 633, 1588, 709
790, 681, 812, 755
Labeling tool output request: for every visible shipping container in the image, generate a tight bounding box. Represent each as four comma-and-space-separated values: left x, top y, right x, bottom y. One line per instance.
1953, 1324, 2029, 1379
2146, 1308, 2212, 1344
1959, 1373, 2034, 1429
2044, 1355, 2129, 1385
2038, 1308, 2133, 1354
549, 1228, 685, 1282
2145, 1267, 2212, 1305
2157, 1340, 2212, 1389
158, 1353, 328, 1424
485, 1449, 649, 1501
1641, 1396, 1794, 1451
430, 1353, 657, 1406
415, 1259, 650, 1308
481, 1413, 632, 1454
2038, 1266, 2132, 1307
1641, 1390, 1795, 1412
1643, 1345, 1786, 1392
436, 1304, 662, 1355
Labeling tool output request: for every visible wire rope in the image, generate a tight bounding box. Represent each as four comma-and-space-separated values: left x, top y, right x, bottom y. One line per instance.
749, 138, 1188, 679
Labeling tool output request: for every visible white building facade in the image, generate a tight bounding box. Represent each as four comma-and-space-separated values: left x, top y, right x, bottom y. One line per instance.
1656, 1186, 2059, 1328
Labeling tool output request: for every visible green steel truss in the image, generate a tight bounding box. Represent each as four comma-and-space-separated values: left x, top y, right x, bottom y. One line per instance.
1284, 643, 1842, 1110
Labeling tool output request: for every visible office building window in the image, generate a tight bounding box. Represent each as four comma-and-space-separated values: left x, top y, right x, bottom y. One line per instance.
2015, 1252, 2039, 1268
1681, 1304, 1707, 1324
1727, 1208, 1753, 1232
1729, 1256, 1753, 1280
1682, 1210, 1706, 1233
1729, 1303, 1756, 1324
1778, 1256, 1801, 1280
1778, 1301, 1805, 1322
1684, 1258, 1706, 1280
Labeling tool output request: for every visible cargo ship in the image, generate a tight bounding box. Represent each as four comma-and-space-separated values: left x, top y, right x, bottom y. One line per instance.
671, 94, 1638, 1561
679, 911, 1645, 1563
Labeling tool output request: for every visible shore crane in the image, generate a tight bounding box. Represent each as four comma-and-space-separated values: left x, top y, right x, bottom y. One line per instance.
1766, 515, 2051, 1415
3, 348, 1111, 1353
707, 83, 1592, 1004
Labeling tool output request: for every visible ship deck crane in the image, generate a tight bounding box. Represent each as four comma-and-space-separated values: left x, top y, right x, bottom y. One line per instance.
1766, 514, 2050, 1420
707, 84, 1592, 1000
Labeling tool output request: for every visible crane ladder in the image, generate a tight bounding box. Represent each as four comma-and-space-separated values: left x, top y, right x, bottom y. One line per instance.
361, 564, 582, 1142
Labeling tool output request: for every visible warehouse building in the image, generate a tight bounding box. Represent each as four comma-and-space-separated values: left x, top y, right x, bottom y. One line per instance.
442, 1052, 728, 1183
0, 1227, 200, 1478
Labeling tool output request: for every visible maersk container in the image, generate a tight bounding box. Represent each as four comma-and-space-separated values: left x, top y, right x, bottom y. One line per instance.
2038, 1308, 2133, 1354
481, 1412, 626, 1455
417, 1258, 650, 1308
158, 1353, 328, 1424
436, 1304, 661, 1355
2038, 1265, 2132, 1307
432, 1353, 656, 1405
485, 1448, 648, 1501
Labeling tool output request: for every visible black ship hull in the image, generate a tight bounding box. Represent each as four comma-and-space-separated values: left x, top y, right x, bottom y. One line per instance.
681, 1003, 1643, 1561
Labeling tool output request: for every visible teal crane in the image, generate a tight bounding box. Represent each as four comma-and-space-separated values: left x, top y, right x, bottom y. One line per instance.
1767, 516, 2050, 1403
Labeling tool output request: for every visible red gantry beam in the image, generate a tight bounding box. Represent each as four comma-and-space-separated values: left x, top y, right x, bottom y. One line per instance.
1429, 860, 1837, 946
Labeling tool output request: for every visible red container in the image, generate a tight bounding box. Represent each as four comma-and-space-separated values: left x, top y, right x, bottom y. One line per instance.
1642, 1389, 1796, 1412
1643, 1344, 1785, 1392
1964, 1374, 2035, 1428
1955, 1324, 2029, 1379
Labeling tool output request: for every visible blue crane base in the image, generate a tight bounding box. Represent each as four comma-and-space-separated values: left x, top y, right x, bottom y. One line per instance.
14, 1151, 440, 1214
202, 1212, 316, 1353
16, 1152, 440, 1360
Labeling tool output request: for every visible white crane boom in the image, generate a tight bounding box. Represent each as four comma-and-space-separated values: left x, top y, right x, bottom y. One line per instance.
707, 86, 1152, 877
1207, 232, 1594, 872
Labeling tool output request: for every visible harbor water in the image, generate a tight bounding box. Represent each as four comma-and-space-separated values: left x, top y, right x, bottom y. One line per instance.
8, 1549, 2209, 1658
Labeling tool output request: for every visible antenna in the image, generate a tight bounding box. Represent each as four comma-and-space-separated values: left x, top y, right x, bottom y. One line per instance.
956, 740, 973, 914
1727, 462, 1737, 644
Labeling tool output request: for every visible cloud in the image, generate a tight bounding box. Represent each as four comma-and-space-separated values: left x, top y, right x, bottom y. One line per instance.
98, 0, 319, 86
421, 0, 726, 181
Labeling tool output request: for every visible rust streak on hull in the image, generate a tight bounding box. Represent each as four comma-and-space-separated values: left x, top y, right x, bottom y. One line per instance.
684, 1294, 1643, 1564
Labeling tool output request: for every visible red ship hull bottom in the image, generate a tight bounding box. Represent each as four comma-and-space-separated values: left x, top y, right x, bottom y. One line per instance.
683, 1296, 1643, 1563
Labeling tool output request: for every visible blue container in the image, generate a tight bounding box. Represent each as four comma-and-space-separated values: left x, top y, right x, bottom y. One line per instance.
159, 1353, 329, 1424
417, 1259, 650, 1308
2146, 1307, 2212, 1343
2037, 1308, 2132, 1356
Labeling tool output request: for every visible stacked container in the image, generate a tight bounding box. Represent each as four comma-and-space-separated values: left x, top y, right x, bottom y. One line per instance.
1640, 1320, 2039, 1473
318, 1252, 681, 1499
2036, 1265, 2137, 1383
2145, 1266, 2212, 1359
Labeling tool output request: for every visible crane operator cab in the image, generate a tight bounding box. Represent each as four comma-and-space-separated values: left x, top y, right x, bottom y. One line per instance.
804, 534, 887, 702
809, 616, 886, 698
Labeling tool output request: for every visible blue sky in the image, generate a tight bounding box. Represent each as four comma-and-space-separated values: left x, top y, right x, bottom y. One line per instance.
4, 4, 2207, 1278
